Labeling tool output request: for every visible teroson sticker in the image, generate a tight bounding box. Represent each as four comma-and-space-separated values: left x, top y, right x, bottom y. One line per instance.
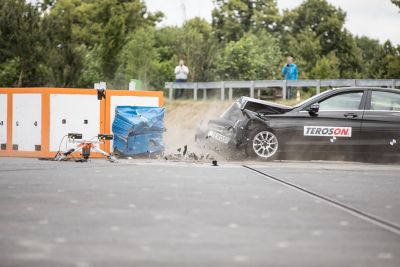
304, 126, 352, 137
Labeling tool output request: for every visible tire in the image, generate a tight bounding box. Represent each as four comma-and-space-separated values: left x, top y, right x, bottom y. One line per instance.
245, 127, 279, 161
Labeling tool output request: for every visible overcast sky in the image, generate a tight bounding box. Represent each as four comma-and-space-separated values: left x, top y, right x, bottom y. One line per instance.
145, 0, 400, 45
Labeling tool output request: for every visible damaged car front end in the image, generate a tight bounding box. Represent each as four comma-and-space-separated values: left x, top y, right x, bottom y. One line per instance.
195, 97, 292, 159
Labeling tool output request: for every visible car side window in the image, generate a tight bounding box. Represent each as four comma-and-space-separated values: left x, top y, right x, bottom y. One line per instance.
370, 91, 400, 111
318, 92, 364, 111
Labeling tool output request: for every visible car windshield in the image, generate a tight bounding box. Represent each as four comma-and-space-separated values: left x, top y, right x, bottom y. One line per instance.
293, 90, 332, 108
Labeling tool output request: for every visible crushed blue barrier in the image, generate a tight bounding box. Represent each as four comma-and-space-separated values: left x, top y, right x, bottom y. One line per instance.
112, 106, 165, 156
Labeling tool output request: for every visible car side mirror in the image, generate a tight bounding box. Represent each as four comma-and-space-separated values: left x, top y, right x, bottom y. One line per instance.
308, 103, 320, 114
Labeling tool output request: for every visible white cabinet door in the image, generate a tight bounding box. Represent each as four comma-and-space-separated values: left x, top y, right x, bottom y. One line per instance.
50, 94, 100, 151
0, 94, 7, 148
12, 94, 42, 151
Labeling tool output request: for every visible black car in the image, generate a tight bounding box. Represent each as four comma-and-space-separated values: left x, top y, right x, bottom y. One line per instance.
196, 87, 400, 161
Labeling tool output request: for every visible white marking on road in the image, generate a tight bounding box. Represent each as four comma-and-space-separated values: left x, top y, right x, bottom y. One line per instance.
224, 201, 232, 206
26, 207, 34, 211
289, 207, 298, 211
233, 255, 248, 262
276, 241, 289, 248
141, 245, 152, 252
251, 195, 260, 199
54, 237, 67, 244
311, 230, 322, 236
339, 221, 349, 226
378, 252, 393, 259
70, 200, 79, 204
107, 193, 115, 197
154, 215, 164, 220
128, 204, 136, 208
228, 223, 239, 229
38, 220, 48, 225
163, 196, 172, 200
189, 232, 200, 238
110, 226, 120, 232
385, 205, 392, 209
76, 261, 90, 267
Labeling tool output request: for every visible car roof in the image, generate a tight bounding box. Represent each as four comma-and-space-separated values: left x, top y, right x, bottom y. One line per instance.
333, 87, 399, 92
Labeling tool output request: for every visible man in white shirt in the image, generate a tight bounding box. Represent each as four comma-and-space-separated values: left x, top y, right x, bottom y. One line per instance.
174, 59, 189, 99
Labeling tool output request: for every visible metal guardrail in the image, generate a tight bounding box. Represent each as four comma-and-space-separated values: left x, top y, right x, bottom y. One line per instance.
165, 79, 400, 101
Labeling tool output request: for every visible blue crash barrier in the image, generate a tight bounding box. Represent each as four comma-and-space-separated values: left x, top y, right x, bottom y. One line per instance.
112, 106, 165, 156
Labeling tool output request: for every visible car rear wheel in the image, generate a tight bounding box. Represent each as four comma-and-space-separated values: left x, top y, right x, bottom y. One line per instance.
246, 127, 279, 160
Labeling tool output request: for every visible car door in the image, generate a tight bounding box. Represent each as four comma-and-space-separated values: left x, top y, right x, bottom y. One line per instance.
361, 89, 400, 155
284, 90, 367, 154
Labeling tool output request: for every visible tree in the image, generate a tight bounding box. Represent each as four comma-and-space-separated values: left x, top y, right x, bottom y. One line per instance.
212, 0, 280, 42
285, 29, 322, 76
116, 26, 158, 89
310, 52, 340, 79
391, 0, 400, 9
43, 0, 162, 86
282, 0, 363, 78
177, 18, 219, 82
0, 0, 43, 86
355, 36, 381, 78
215, 31, 282, 80
368, 41, 400, 79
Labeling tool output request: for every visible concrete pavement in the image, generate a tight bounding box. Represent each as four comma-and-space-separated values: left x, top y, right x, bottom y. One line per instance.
0, 158, 399, 266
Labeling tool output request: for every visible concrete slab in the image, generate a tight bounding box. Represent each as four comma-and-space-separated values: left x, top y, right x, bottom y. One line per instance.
248, 161, 400, 225
0, 158, 399, 266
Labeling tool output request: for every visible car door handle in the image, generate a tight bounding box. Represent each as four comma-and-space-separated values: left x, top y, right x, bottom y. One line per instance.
344, 113, 358, 118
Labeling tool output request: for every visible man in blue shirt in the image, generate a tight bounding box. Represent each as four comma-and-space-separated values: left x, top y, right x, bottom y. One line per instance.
281, 56, 298, 99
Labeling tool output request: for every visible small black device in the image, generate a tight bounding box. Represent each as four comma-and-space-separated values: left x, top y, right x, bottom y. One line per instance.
68, 133, 83, 139
98, 134, 113, 141
97, 89, 105, 100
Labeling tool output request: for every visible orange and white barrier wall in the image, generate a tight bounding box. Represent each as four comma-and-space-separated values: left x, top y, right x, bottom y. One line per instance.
0, 88, 163, 158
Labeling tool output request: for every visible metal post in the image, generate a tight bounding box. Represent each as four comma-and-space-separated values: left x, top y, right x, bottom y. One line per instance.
169, 83, 173, 100
352, 79, 357, 87
257, 88, 261, 99
250, 81, 255, 98
229, 88, 233, 101
316, 80, 321, 95
282, 80, 287, 100
392, 79, 396, 89
203, 88, 207, 101
194, 83, 198, 101
221, 82, 225, 101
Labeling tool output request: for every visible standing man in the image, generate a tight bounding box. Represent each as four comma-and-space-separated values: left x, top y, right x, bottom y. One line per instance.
281, 56, 298, 99
174, 59, 189, 99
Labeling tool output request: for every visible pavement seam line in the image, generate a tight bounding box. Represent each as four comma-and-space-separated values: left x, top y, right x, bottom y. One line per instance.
243, 165, 400, 236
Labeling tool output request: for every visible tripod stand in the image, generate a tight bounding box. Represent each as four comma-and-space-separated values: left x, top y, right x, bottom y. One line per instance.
55, 134, 117, 162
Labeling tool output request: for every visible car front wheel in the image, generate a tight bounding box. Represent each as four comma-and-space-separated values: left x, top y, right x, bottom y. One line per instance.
246, 128, 279, 160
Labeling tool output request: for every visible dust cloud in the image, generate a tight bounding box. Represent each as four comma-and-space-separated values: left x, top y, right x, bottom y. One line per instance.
163, 100, 233, 156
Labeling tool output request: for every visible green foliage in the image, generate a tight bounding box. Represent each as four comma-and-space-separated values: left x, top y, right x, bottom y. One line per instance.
216, 31, 282, 80
0, 0, 44, 86
310, 52, 340, 79
391, 0, 400, 9
116, 26, 158, 89
0, 0, 399, 89
212, 0, 280, 42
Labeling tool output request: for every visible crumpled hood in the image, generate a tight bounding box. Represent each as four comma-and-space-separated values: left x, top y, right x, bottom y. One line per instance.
240, 97, 293, 114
